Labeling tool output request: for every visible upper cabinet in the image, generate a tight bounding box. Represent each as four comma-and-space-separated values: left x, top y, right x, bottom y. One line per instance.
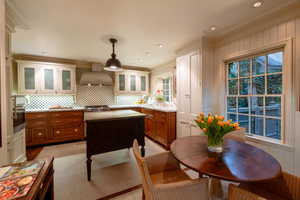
115, 70, 149, 95
17, 60, 76, 95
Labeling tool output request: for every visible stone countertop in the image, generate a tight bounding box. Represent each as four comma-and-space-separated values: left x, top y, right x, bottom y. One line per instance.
25, 104, 177, 113
84, 110, 146, 122
109, 104, 177, 112
25, 107, 85, 113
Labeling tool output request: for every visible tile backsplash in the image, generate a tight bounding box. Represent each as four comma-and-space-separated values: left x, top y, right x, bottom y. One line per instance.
76, 85, 115, 106
116, 95, 142, 105
25, 95, 75, 109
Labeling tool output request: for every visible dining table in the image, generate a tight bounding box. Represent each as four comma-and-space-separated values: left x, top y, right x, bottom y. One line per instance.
170, 136, 282, 199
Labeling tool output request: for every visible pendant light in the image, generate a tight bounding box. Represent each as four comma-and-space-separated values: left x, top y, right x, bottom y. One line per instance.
104, 38, 123, 71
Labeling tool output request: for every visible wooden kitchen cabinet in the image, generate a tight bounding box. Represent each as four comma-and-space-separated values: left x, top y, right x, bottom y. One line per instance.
25, 111, 84, 146
141, 108, 176, 149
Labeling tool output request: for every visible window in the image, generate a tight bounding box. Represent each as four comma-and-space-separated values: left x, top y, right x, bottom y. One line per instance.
163, 78, 172, 102
226, 51, 283, 141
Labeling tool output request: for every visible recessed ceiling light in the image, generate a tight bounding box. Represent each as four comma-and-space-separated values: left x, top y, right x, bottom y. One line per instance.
210, 26, 216, 31
158, 44, 164, 48
253, 1, 263, 8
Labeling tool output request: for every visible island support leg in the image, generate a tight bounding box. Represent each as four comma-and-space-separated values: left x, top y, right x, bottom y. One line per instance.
141, 145, 145, 157
87, 156, 92, 181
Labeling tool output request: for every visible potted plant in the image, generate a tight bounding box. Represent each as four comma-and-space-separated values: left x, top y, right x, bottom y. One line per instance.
195, 113, 240, 153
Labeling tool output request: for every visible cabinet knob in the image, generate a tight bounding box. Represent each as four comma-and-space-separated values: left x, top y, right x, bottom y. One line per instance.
74, 129, 78, 132
38, 132, 42, 136
56, 131, 60, 134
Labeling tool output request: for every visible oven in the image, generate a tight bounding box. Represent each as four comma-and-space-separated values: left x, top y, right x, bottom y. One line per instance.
11, 96, 26, 133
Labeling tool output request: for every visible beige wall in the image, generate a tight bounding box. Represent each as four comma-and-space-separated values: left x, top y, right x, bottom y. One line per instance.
0, 0, 8, 164
210, 8, 300, 174
150, 60, 176, 100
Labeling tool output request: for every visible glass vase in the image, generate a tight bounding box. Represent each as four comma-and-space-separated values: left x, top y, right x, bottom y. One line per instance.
207, 136, 224, 153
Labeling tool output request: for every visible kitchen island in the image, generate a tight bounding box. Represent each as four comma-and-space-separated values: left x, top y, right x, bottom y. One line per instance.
84, 110, 146, 181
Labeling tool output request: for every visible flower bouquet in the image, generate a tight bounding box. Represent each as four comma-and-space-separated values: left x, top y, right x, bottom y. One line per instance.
155, 90, 165, 103
195, 113, 240, 153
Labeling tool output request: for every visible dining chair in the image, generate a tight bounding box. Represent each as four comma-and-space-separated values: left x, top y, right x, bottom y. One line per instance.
228, 171, 300, 200
228, 184, 266, 200
132, 139, 209, 200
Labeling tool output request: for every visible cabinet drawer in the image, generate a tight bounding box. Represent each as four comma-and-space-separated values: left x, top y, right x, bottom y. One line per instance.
31, 128, 48, 143
26, 112, 48, 120
49, 111, 83, 119
49, 118, 82, 127
26, 120, 48, 128
53, 126, 83, 138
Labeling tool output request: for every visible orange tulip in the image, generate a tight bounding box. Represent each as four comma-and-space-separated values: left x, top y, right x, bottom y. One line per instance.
233, 123, 239, 127
218, 116, 225, 121
217, 121, 224, 126
235, 126, 241, 130
207, 116, 213, 124
224, 120, 230, 125
203, 128, 207, 132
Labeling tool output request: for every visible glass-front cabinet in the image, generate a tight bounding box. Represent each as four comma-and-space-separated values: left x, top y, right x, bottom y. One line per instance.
58, 68, 75, 94
39, 65, 57, 94
18, 61, 40, 94
17, 60, 76, 95
115, 70, 149, 95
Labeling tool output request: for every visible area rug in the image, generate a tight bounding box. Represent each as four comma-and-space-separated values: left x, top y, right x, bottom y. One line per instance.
97, 185, 142, 200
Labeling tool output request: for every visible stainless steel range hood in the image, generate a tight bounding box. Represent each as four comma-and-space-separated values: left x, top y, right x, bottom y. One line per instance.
79, 64, 113, 86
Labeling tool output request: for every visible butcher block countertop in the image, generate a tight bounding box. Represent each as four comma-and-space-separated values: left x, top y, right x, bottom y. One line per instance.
84, 110, 146, 122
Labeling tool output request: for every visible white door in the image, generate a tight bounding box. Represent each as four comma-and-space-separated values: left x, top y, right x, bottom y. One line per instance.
189, 51, 203, 135
176, 55, 191, 138
18, 63, 40, 94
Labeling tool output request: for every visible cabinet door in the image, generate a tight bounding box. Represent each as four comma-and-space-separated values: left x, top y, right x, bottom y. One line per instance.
129, 74, 137, 92
58, 67, 76, 94
18, 63, 40, 94
40, 65, 57, 94
140, 74, 148, 93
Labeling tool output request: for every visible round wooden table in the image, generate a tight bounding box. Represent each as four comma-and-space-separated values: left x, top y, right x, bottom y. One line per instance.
170, 136, 282, 183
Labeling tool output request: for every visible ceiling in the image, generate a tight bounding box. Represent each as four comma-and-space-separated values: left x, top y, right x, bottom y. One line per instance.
11, 0, 297, 68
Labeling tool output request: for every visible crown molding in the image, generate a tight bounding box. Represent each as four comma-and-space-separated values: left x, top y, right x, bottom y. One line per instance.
5, 0, 29, 32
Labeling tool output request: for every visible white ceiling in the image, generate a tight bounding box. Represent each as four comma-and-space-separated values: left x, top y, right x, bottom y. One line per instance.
11, 0, 297, 68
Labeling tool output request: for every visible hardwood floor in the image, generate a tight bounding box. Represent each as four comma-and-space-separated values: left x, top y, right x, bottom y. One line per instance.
26, 146, 43, 160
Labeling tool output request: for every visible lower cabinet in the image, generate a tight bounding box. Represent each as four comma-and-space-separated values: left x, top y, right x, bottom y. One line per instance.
25, 111, 84, 146
141, 108, 176, 149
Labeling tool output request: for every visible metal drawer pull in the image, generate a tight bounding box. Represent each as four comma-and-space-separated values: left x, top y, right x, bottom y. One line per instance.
56, 131, 60, 134
38, 132, 42, 136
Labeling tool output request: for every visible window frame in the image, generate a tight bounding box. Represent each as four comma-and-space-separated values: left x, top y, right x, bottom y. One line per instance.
226, 50, 284, 141
223, 39, 294, 145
